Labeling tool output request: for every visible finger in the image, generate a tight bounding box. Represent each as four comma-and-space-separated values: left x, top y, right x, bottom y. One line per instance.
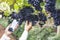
29, 22, 32, 26
25, 21, 28, 25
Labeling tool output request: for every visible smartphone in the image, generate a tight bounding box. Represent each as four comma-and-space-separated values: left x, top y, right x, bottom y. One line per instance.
8, 20, 18, 32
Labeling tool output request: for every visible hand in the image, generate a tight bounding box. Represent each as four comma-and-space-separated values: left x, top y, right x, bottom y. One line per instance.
25, 21, 32, 32
5, 24, 12, 35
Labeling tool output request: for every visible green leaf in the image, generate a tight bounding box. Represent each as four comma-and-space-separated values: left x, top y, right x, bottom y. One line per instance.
6, 0, 14, 6
4, 10, 10, 16
16, 0, 24, 8
14, 3, 19, 12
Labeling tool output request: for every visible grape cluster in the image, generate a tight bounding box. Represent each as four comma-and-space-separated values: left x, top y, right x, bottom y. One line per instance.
10, 6, 47, 26
18, 6, 41, 26
45, 0, 56, 13
28, 0, 43, 11
38, 12, 47, 22
45, 0, 60, 26
53, 9, 60, 26
38, 12, 47, 27
10, 12, 19, 19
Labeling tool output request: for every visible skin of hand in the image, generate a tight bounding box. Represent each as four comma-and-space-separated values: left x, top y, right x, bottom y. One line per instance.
25, 21, 32, 32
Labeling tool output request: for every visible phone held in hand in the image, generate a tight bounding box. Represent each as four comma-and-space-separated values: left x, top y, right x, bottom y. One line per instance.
8, 20, 18, 32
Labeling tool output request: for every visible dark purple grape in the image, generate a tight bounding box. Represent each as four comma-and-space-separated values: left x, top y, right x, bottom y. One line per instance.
28, 0, 43, 11
38, 12, 47, 22
35, 5, 42, 11
10, 12, 19, 19
45, 0, 56, 13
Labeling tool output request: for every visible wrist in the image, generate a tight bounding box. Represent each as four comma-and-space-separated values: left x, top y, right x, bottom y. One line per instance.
25, 29, 30, 32
25, 27, 31, 32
